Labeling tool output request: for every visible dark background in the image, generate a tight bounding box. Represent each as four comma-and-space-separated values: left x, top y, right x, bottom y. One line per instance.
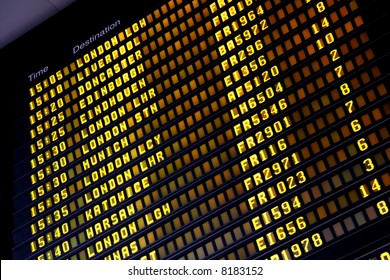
0, 0, 166, 260
1, 0, 389, 260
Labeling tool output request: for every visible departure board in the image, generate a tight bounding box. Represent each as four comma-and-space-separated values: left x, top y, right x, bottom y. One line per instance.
1, 0, 389, 260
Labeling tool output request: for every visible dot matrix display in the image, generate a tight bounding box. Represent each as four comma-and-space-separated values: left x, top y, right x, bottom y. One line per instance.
5, 0, 389, 260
